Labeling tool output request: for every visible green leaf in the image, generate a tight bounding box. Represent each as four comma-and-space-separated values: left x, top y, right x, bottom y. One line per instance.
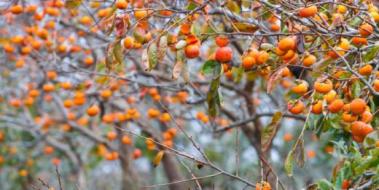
284, 150, 294, 176
284, 136, 305, 176
113, 40, 123, 65
201, 60, 220, 75
317, 179, 334, 190
262, 112, 283, 152
148, 43, 158, 70
363, 45, 379, 62
231, 67, 244, 83
187, 2, 198, 11
351, 80, 361, 98
207, 77, 221, 117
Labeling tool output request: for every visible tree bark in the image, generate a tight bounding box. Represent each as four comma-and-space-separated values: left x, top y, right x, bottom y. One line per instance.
116, 127, 140, 190
162, 153, 188, 190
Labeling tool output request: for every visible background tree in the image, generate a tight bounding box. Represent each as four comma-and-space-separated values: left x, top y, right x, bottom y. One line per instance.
0, 0, 378, 190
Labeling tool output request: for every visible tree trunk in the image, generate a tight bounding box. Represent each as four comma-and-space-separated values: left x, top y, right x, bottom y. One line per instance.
116, 127, 140, 190
162, 153, 188, 190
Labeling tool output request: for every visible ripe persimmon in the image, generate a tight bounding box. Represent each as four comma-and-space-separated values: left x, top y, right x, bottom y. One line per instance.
298, 6, 318, 17
358, 64, 373, 76
87, 105, 100, 116
10, 5, 23, 14
122, 136, 132, 145
123, 36, 135, 49
359, 23, 373, 37
283, 133, 293, 142
302, 54, 316, 67
43, 83, 55, 92
314, 79, 333, 94
350, 98, 366, 115
351, 121, 372, 137
107, 131, 117, 141
374, 79, 379, 91
311, 100, 323, 114
342, 112, 358, 123
352, 37, 368, 46
215, 47, 233, 62
256, 51, 269, 64
361, 111, 373, 123
288, 101, 305, 114
133, 149, 142, 159
147, 108, 160, 118
291, 80, 308, 95
278, 37, 296, 51
185, 44, 200, 59
242, 56, 255, 69
215, 36, 229, 47
116, 0, 128, 9
328, 99, 344, 113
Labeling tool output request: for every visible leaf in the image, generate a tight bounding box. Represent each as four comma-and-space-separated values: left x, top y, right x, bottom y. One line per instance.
141, 48, 149, 70
267, 66, 286, 93
363, 45, 379, 62
233, 22, 259, 32
351, 80, 361, 98
284, 136, 305, 176
231, 66, 244, 83
175, 40, 187, 50
182, 62, 190, 83
152, 150, 165, 167
65, 0, 82, 9
115, 15, 126, 37
207, 77, 221, 117
148, 43, 158, 70
201, 60, 220, 75
187, 2, 198, 11
157, 35, 168, 64
172, 61, 184, 80
317, 179, 334, 190
284, 150, 294, 176
174, 48, 189, 82
113, 40, 123, 65
105, 44, 114, 70
294, 138, 305, 167
262, 112, 283, 152
226, 0, 241, 14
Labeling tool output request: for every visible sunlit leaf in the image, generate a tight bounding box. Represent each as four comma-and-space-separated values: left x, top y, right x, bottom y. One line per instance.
262, 112, 283, 152
363, 45, 379, 62
226, 0, 241, 14
152, 150, 164, 167
113, 40, 123, 65
284, 150, 294, 176
148, 43, 158, 70
231, 66, 244, 83
65, 0, 83, 9
233, 22, 259, 32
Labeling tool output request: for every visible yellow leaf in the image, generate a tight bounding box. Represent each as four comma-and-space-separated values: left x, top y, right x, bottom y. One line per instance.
65, 0, 83, 9
153, 150, 165, 167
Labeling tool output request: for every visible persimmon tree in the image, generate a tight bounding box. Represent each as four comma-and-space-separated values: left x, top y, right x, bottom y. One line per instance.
0, 0, 378, 189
